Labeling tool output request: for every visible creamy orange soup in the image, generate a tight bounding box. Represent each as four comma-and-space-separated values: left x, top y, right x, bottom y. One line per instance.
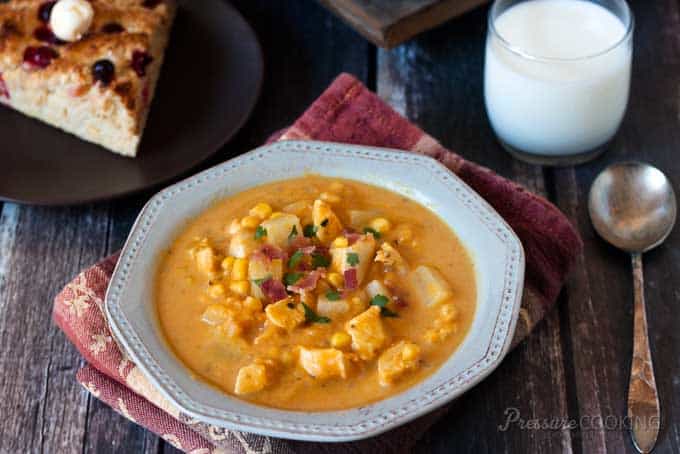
155, 176, 476, 411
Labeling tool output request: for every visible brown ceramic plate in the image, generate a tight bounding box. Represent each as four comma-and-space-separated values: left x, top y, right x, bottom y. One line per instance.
0, 0, 263, 206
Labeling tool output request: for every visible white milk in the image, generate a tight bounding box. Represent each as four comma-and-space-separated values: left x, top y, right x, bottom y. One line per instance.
484, 0, 632, 157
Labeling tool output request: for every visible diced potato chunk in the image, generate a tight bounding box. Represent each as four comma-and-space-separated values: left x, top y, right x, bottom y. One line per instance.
229, 231, 258, 258
316, 294, 350, 318
348, 210, 380, 229
260, 214, 302, 248
409, 266, 453, 307
312, 200, 343, 243
194, 246, 217, 275
248, 255, 283, 299
234, 364, 268, 395
345, 306, 387, 360
265, 300, 305, 331
365, 280, 391, 299
378, 341, 421, 386
375, 242, 409, 275
330, 235, 376, 286
298, 347, 348, 379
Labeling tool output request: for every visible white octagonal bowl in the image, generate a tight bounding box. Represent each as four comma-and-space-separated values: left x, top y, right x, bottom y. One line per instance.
105, 140, 525, 442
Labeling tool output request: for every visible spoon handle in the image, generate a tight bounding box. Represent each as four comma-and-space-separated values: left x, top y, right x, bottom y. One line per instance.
628, 253, 660, 453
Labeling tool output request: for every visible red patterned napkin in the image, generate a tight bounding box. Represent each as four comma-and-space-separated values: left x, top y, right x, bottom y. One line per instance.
53, 73, 582, 453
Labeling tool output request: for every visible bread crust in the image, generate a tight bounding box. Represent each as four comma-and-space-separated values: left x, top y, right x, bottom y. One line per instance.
0, 0, 176, 156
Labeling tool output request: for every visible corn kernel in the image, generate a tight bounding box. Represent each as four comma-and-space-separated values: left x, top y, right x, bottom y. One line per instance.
329, 182, 344, 193
370, 217, 392, 233
207, 283, 226, 298
280, 350, 294, 365
320, 192, 341, 204
244, 296, 263, 312
330, 332, 352, 349
249, 202, 272, 220
229, 280, 250, 296
327, 272, 344, 288
240, 216, 260, 229
424, 328, 440, 344
221, 256, 235, 274
231, 258, 248, 281
331, 237, 349, 248
440, 303, 458, 322
269, 211, 284, 219
227, 219, 242, 234
402, 344, 420, 361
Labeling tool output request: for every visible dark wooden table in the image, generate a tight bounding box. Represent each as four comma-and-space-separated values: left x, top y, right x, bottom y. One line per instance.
1, 0, 679, 452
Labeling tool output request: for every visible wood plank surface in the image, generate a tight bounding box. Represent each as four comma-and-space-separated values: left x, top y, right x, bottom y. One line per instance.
2, 0, 680, 453
316, 0, 488, 48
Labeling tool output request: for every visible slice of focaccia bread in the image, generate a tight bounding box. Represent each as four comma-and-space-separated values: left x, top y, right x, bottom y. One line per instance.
0, 0, 176, 157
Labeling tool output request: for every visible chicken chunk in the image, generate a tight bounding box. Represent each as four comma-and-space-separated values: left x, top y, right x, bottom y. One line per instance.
330, 235, 376, 286
409, 266, 453, 307
345, 306, 387, 360
229, 230, 259, 258
378, 341, 421, 386
260, 214, 302, 249
298, 347, 348, 379
375, 242, 409, 275
234, 363, 269, 395
312, 199, 343, 243
265, 299, 305, 331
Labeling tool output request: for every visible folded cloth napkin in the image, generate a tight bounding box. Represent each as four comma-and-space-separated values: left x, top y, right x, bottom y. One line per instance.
53, 73, 582, 454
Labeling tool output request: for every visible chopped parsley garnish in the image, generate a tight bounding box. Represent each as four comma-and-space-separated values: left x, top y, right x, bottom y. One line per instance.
346, 252, 360, 266
254, 226, 267, 240
303, 224, 317, 238
320, 218, 329, 227
370, 294, 399, 317
288, 250, 304, 269
326, 290, 341, 301
252, 276, 271, 286
363, 227, 381, 239
311, 253, 331, 268
288, 225, 298, 240
370, 294, 389, 307
302, 303, 330, 324
283, 272, 303, 286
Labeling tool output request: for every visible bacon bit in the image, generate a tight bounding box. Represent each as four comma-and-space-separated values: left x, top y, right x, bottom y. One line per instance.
261, 278, 288, 302
344, 233, 362, 245
0, 73, 8, 100
258, 244, 288, 261
288, 236, 312, 252
287, 270, 325, 294
393, 296, 409, 308
343, 268, 358, 290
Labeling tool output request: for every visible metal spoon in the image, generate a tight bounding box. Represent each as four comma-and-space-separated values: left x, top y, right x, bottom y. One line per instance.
589, 162, 676, 453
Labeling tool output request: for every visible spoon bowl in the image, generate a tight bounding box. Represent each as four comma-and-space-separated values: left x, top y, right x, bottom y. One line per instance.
589, 162, 676, 253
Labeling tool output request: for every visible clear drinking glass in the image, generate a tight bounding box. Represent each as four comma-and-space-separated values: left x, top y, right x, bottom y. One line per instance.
484, 0, 634, 165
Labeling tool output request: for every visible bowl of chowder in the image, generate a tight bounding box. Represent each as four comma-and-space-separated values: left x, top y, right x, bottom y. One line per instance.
105, 140, 525, 441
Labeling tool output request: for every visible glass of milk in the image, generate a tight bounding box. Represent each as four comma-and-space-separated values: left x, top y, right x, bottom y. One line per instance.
484, 0, 634, 165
